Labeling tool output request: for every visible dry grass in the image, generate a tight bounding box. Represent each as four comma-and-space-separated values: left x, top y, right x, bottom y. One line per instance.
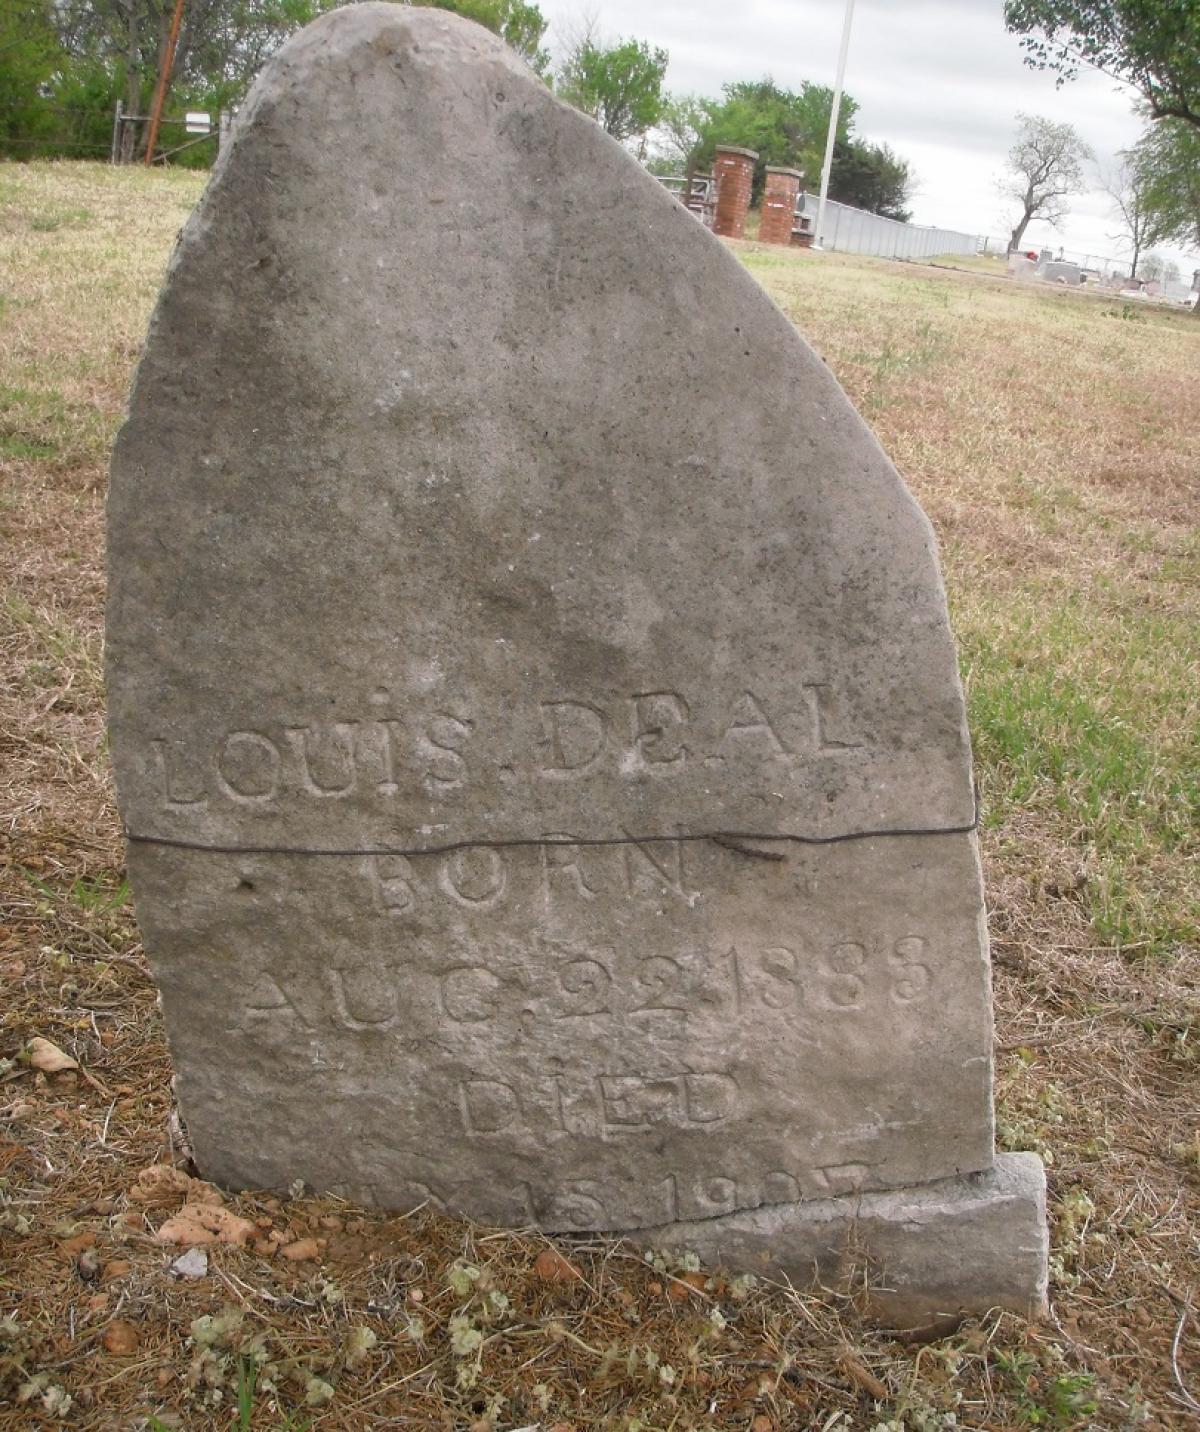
1, 164, 1198, 1430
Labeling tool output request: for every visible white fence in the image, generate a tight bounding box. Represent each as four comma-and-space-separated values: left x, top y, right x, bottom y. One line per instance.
800, 195, 976, 260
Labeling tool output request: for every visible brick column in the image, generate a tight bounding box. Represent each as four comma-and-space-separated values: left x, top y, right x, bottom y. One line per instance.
711, 145, 757, 239
760, 167, 802, 245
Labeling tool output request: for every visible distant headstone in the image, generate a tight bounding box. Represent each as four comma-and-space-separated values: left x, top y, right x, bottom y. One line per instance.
107, 4, 1047, 1324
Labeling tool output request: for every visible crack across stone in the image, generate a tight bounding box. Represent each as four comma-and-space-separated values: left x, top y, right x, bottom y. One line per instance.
123, 804, 980, 861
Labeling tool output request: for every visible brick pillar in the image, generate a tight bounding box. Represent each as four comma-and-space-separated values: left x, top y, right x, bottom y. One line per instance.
760, 167, 802, 245
711, 145, 757, 239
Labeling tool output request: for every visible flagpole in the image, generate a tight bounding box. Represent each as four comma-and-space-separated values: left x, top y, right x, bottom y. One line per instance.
813, 0, 856, 251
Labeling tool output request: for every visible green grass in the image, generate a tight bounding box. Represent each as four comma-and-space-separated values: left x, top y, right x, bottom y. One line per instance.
743, 240, 1199, 959
961, 593, 1198, 952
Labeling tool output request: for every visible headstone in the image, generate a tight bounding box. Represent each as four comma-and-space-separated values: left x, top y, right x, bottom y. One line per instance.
107, 3, 1047, 1325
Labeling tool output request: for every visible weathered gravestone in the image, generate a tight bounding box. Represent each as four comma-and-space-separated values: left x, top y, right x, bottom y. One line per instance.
107, 3, 1047, 1323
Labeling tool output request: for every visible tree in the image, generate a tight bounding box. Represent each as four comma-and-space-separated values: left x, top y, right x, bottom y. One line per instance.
831, 138, 913, 222
1001, 113, 1092, 252
690, 75, 914, 219
653, 92, 710, 173
1101, 149, 1168, 277
1133, 119, 1200, 254
1140, 252, 1180, 283
423, 0, 549, 73
697, 77, 854, 198
34, 0, 548, 163
556, 34, 669, 143
1004, 2, 1200, 129
0, 0, 65, 155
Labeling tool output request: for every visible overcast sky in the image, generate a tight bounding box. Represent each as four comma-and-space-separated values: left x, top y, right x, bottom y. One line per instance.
537, 0, 1199, 277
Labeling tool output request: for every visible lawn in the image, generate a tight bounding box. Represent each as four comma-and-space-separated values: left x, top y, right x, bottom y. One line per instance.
1, 162, 1198, 1429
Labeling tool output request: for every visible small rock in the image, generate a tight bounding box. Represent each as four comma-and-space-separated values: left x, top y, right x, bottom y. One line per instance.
170, 1247, 209, 1279
77, 1249, 102, 1283
102, 1319, 140, 1356
27, 1037, 78, 1072
280, 1237, 320, 1262
533, 1247, 581, 1283
87, 1293, 109, 1315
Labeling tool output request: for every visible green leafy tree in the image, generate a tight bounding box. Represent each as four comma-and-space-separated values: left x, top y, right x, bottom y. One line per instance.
1133, 119, 1200, 259
1000, 112, 1092, 251
653, 92, 711, 173
695, 76, 913, 219
697, 76, 855, 197
0, 0, 65, 155
556, 35, 669, 143
422, 0, 549, 73
1003, 1, 1200, 128
831, 138, 913, 222
14, 0, 547, 163
50, 0, 335, 158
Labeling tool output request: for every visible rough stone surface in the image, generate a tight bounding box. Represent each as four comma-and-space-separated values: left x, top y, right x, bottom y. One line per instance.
641, 1152, 1049, 1327
107, 3, 1045, 1309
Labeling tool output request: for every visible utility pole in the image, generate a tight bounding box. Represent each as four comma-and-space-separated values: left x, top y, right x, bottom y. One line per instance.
110, 100, 124, 165
144, 0, 187, 165
813, 0, 856, 252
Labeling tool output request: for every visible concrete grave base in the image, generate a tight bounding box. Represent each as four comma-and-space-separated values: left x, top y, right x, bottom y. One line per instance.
636, 1152, 1048, 1328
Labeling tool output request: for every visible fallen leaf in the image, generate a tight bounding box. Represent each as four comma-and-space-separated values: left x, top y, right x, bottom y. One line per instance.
59, 1230, 96, 1258
533, 1247, 582, 1283
101, 1259, 132, 1282
102, 1320, 140, 1356
156, 1204, 255, 1247
27, 1037, 78, 1073
667, 1270, 709, 1301
280, 1236, 320, 1262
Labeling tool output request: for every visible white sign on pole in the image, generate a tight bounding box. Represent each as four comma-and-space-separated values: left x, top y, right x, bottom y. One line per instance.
185, 112, 211, 134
